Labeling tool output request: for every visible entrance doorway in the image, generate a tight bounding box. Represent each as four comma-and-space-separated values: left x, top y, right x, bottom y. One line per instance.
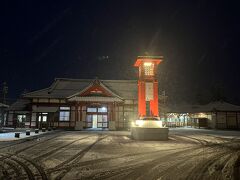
86, 106, 108, 129
92, 115, 98, 128
37, 113, 48, 129
86, 114, 108, 128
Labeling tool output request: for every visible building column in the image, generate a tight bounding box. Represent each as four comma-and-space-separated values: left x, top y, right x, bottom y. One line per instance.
75, 103, 83, 130
109, 102, 116, 130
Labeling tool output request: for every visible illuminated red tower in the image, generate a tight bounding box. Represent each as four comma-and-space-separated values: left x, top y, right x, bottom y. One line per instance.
134, 56, 163, 118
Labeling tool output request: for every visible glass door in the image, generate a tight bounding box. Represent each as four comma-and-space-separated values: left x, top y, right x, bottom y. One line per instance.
38, 113, 48, 129
92, 115, 98, 128
86, 115, 92, 128
97, 115, 108, 128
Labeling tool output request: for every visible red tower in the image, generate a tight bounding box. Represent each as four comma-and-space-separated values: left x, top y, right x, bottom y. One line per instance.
134, 56, 163, 118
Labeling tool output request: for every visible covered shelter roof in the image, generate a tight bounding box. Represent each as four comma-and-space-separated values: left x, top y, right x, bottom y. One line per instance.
7, 99, 30, 111
168, 101, 240, 113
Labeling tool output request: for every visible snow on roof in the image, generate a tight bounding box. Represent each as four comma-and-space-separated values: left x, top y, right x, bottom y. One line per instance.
8, 99, 30, 111
168, 101, 240, 113
24, 78, 138, 100
0, 103, 9, 108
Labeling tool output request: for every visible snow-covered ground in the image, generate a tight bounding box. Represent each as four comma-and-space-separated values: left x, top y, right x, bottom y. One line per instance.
0, 128, 239, 179
0, 130, 52, 141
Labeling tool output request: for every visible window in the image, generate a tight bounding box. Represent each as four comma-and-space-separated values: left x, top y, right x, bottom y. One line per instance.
59, 107, 70, 121
87, 107, 97, 112
17, 115, 26, 123
60, 107, 70, 110
60, 111, 70, 121
38, 113, 48, 122
144, 63, 154, 76
17, 115, 27, 127
98, 107, 107, 112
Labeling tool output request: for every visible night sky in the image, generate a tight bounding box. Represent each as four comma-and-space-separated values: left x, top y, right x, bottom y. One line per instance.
1, 0, 240, 104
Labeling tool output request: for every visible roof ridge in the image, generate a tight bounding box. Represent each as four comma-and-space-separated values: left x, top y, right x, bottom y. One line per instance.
54, 78, 137, 82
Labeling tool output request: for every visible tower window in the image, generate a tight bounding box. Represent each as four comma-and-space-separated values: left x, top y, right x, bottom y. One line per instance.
144, 63, 154, 76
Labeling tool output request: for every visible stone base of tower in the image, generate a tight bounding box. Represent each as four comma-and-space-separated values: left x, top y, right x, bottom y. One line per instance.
131, 127, 169, 140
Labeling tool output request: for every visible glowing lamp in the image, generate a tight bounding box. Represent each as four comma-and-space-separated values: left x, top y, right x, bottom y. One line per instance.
135, 120, 144, 127
144, 62, 153, 66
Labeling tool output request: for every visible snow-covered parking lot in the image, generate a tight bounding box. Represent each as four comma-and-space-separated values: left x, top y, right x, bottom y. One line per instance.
0, 128, 240, 179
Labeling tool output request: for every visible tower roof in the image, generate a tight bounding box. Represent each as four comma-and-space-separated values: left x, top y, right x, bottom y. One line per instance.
134, 56, 163, 67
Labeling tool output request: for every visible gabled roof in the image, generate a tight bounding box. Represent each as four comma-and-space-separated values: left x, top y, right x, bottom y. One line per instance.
67, 79, 123, 100
24, 78, 138, 100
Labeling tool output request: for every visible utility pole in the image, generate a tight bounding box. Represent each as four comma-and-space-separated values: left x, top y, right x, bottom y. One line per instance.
2, 82, 8, 104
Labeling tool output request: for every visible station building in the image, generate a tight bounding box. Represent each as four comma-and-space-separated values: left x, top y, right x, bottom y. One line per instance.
6, 78, 240, 130
7, 78, 139, 130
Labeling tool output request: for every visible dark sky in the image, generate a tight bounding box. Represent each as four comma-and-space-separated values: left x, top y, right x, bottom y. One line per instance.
1, 0, 240, 104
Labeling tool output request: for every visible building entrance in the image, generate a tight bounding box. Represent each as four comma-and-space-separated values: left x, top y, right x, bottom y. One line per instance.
85, 106, 108, 129
37, 113, 48, 129
86, 114, 108, 128
92, 115, 98, 128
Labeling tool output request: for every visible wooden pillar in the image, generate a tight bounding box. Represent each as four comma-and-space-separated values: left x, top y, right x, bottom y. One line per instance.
215, 112, 218, 129
30, 112, 32, 128
225, 111, 228, 129
123, 104, 125, 128
117, 104, 120, 128
75, 103, 78, 127
80, 104, 82, 121
113, 102, 116, 121
113, 102, 115, 122
236, 112, 238, 129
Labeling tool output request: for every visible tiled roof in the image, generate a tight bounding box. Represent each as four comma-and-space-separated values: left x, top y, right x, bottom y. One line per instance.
24, 78, 138, 100
168, 101, 240, 113
8, 99, 30, 111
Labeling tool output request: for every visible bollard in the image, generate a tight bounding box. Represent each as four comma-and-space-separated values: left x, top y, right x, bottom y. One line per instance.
35, 129, 39, 134
26, 130, 30, 136
42, 128, 46, 132
15, 132, 20, 138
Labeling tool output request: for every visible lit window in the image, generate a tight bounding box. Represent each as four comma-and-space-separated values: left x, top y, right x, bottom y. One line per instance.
59, 111, 70, 121
144, 63, 154, 76
87, 108, 97, 112
59, 107, 70, 121
98, 107, 107, 112
17, 115, 26, 123
60, 107, 70, 110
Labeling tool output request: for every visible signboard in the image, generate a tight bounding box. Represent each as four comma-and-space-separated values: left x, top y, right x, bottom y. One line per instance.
145, 82, 153, 101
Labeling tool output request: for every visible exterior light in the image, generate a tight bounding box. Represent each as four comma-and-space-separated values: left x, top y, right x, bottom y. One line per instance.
132, 119, 163, 128
199, 113, 207, 118
144, 62, 152, 66
156, 120, 162, 127
135, 120, 144, 127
